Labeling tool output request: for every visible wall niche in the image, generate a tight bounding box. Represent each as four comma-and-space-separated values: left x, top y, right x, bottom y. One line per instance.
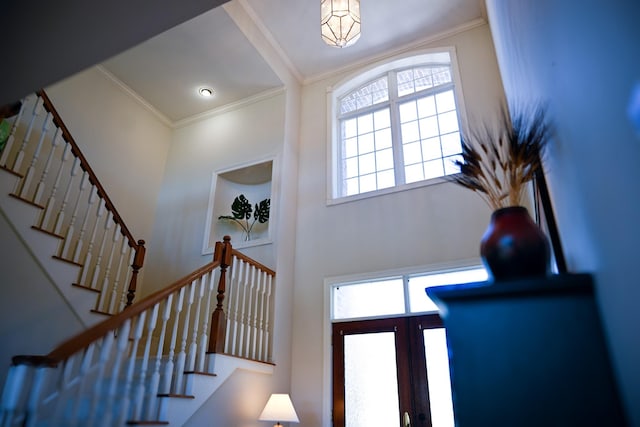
203, 159, 273, 253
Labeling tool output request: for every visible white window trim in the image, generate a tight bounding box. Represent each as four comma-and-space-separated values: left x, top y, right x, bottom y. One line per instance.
325, 46, 469, 206
320, 258, 483, 427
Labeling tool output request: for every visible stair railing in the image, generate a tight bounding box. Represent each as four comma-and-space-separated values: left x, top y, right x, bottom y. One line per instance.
0, 91, 145, 314
0, 238, 249, 426
224, 249, 276, 362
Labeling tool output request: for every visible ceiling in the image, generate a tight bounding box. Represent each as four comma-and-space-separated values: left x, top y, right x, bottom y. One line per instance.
101, 0, 486, 123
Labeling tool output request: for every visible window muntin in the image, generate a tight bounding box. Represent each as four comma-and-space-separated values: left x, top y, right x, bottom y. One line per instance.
335, 58, 464, 199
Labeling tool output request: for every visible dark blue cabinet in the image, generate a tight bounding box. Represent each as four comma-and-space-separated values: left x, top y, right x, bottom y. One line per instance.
427, 273, 627, 426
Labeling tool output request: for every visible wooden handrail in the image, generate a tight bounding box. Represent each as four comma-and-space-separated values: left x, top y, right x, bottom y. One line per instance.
44, 254, 223, 363
36, 90, 139, 250
231, 249, 275, 276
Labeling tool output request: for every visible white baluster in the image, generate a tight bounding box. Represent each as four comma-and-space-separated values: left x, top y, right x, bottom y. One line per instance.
17, 111, 52, 199
146, 294, 173, 419
33, 127, 62, 205
67, 343, 96, 427
257, 272, 268, 361
60, 170, 89, 259
0, 97, 26, 167
78, 199, 106, 286
100, 319, 131, 427
107, 237, 131, 314
72, 185, 98, 263
197, 272, 216, 372
90, 213, 114, 290
12, 96, 42, 173
53, 157, 81, 235
0, 364, 29, 426
161, 288, 185, 394
38, 141, 71, 230
247, 266, 260, 359
237, 260, 251, 358
24, 365, 52, 427
131, 304, 159, 421
173, 282, 195, 393
186, 277, 205, 372
229, 259, 245, 357
96, 224, 121, 312
85, 333, 115, 426
119, 312, 147, 426
264, 274, 274, 361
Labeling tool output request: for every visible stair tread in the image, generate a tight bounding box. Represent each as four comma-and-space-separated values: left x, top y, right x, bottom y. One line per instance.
184, 370, 217, 377
31, 225, 64, 239
52, 254, 83, 267
9, 193, 45, 209
0, 165, 23, 178
72, 283, 101, 293
157, 393, 196, 399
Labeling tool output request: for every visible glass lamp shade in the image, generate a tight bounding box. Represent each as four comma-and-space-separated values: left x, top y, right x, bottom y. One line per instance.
259, 394, 300, 424
321, 0, 361, 48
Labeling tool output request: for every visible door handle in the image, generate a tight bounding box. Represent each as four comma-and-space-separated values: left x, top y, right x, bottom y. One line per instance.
403, 411, 410, 427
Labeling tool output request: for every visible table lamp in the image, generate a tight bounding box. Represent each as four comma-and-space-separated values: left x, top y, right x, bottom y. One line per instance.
258, 393, 299, 427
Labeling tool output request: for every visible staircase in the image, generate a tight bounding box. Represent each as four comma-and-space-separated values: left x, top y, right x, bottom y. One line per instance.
0, 92, 277, 426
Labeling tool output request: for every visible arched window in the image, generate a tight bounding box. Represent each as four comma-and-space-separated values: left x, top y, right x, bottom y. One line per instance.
328, 49, 467, 202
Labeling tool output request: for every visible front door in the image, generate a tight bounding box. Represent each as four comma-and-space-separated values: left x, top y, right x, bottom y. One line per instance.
332, 314, 454, 427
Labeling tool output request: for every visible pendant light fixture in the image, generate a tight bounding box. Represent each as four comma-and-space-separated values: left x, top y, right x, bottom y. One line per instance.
321, 0, 361, 48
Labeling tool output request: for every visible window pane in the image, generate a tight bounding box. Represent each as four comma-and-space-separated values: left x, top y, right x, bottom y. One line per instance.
405, 163, 424, 184
345, 177, 359, 196
333, 279, 405, 319
440, 132, 462, 157
401, 121, 420, 143
345, 157, 358, 178
423, 329, 455, 427
344, 118, 358, 138
375, 128, 392, 149
415, 75, 433, 92
376, 148, 394, 170
435, 90, 456, 113
374, 108, 391, 130
397, 69, 415, 97
358, 114, 374, 134
359, 173, 377, 193
443, 155, 462, 175
345, 136, 358, 158
422, 137, 442, 161
407, 268, 488, 313
438, 111, 459, 134
377, 169, 395, 189
344, 333, 400, 427
424, 159, 444, 179
403, 141, 422, 165
417, 96, 436, 118
419, 116, 439, 139
399, 101, 418, 123
358, 132, 374, 155
359, 152, 376, 175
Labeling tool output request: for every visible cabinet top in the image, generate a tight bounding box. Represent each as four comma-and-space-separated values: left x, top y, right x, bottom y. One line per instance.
426, 273, 594, 305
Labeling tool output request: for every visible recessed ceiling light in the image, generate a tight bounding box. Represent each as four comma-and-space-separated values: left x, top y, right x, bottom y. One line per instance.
199, 87, 214, 97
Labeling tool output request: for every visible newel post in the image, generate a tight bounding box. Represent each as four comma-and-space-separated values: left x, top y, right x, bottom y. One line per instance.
125, 239, 146, 307
208, 236, 233, 353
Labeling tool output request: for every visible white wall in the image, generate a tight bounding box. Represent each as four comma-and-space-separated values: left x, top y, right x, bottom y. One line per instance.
486, 2, 640, 425
290, 23, 506, 426
45, 67, 173, 289
145, 93, 286, 289
0, 210, 84, 386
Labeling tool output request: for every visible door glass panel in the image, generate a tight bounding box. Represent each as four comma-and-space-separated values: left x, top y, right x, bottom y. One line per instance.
423, 328, 455, 427
344, 332, 400, 427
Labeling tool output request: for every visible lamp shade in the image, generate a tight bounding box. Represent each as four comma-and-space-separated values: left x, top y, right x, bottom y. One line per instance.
258, 394, 300, 423
321, 0, 361, 48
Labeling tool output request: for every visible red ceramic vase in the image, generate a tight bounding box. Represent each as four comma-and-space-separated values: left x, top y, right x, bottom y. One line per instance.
480, 206, 551, 281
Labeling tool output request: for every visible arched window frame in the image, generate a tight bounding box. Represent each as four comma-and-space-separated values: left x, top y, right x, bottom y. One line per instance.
326, 47, 469, 204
